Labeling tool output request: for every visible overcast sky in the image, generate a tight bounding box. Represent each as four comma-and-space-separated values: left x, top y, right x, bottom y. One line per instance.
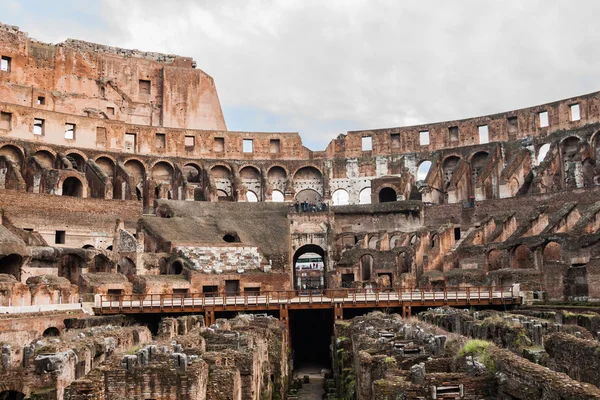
4, 0, 600, 149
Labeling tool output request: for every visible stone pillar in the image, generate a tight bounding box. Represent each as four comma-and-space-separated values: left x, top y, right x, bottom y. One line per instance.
410, 363, 425, 385
533, 324, 543, 346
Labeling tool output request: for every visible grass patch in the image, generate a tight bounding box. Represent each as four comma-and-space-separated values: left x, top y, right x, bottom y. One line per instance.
456, 339, 495, 372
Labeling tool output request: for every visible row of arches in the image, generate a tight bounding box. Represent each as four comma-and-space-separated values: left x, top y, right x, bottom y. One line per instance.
487, 242, 561, 271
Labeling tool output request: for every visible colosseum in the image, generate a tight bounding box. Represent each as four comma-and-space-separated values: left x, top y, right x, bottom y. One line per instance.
2, 21, 600, 399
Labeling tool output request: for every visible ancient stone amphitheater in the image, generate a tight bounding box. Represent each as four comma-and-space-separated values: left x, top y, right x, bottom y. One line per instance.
1, 22, 600, 400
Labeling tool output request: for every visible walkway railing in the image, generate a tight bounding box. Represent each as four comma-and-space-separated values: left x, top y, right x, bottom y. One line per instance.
95, 286, 519, 314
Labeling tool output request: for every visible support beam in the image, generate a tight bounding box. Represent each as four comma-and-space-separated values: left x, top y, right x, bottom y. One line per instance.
334, 303, 343, 320
205, 309, 215, 326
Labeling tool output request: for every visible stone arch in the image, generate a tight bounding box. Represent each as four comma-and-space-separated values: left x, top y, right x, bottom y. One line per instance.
117, 257, 136, 279
271, 190, 284, 202
397, 251, 410, 273
89, 254, 112, 273
183, 163, 202, 184
442, 155, 461, 185
93, 153, 117, 164
378, 187, 397, 203
169, 260, 184, 275
0, 254, 22, 280
430, 234, 439, 249
152, 161, 174, 200
33, 150, 55, 169
543, 241, 561, 262
470, 151, 489, 197
389, 234, 402, 249
487, 249, 503, 271
360, 254, 373, 281
42, 327, 60, 337
513, 245, 534, 269
211, 165, 233, 200
367, 235, 378, 250
294, 189, 322, 203
123, 158, 146, 178
590, 131, 600, 161
416, 160, 432, 181
332, 189, 349, 205
124, 159, 145, 200
66, 152, 86, 172
61, 176, 84, 197
151, 161, 173, 184
359, 187, 371, 204
293, 166, 324, 197
537, 143, 551, 164
95, 156, 115, 178
0, 144, 24, 171
267, 166, 287, 198
149, 159, 174, 170
293, 244, 326, 290
267, 165, 288, 181
561, 136, 583, 161
58, 254, 85, 284
245, 191, 258, 202
239, 165, 262, 202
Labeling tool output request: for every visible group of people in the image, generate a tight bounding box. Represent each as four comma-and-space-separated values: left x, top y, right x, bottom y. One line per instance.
293, 200, 328, 212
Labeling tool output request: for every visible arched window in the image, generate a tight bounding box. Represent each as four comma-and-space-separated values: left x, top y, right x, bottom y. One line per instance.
359, 187, 371, 204
332, 189, 349, 205
417, 161, 432, 181
246, 191, 258, 202
271, 190, 284, 202
537, 144, 551, 165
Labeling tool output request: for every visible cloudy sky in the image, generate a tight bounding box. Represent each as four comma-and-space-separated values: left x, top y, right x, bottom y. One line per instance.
4, 0, 600, 149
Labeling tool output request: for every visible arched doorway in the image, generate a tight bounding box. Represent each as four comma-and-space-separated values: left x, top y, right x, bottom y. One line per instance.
0, 391, 26, 400
89, 255, 112, 273
294, 189, 322, 203
169, 261, 183, 275
378, 187, 396, 203
0, 254, 22, 280
43, 327, 60, 337
293, 245, 325, 291
513, 245, 534, 269
58, 255, 84, 284
62, 177, 83, 197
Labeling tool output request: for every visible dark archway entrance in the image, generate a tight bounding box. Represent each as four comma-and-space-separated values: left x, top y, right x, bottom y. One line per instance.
0, 391, 26, 400
0, 254, 22, 280
293, 244, 325, 291
43, 327, 60, 337
289, 309, 333, 370
378, 187, 397, 203
62, 177, 83, 197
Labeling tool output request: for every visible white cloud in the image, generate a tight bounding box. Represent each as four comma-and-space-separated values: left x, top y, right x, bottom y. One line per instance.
13, 0, 600, 149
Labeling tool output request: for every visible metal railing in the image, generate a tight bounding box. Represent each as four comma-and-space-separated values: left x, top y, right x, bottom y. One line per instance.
96, 286, 517, 313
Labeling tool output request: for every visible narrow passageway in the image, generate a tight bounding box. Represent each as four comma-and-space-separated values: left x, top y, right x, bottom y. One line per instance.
294, 364, 326, 400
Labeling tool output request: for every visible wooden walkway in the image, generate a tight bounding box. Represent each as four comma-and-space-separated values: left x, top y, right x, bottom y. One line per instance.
94, 286, 519, 324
